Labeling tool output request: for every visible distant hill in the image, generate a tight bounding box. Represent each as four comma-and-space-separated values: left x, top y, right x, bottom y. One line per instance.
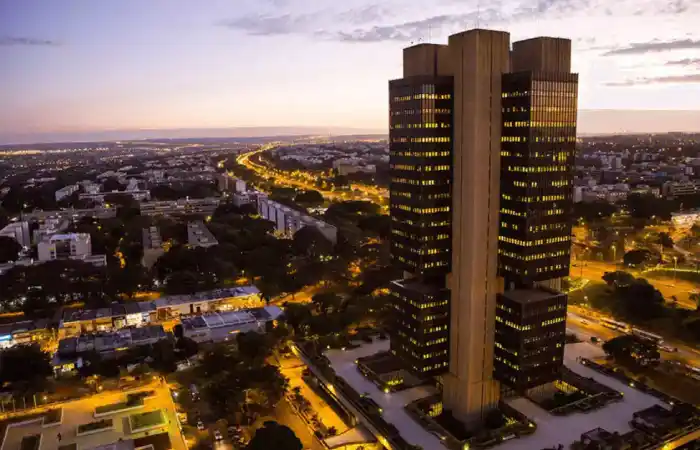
1, 110, 699, 145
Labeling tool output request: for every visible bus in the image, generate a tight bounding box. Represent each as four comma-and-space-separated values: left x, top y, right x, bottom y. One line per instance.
600, 318, 630, 332
631, 327, 664, 346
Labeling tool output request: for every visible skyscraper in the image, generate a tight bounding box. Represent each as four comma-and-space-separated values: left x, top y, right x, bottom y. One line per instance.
388, 44, 453, 376
388, 29, 577, 425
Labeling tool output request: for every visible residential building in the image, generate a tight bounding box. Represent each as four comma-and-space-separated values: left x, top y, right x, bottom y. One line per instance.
0, 319, 52, 349
142, 226, 165, 268
55, 184, 79, 202
187, 221, 218, 248
662, 180, 700, 198
258, 196, 338, 244
388, 29, 576, 425
139, 197, 220, 216
0, 221, 31, 248
38, 233, 92, 261
21, 207, 118, 223
153, 286, 262, 318
79, 189, 151, 203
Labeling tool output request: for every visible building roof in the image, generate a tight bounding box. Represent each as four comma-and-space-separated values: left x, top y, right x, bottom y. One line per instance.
180, 306, 281, 331
154, 286, 259, 308
0, 319, 49, 337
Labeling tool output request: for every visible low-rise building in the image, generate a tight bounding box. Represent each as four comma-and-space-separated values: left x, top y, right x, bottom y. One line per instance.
38, 233, 92, 262
0, 319, 52, 349
142, 226, 165, 268
21, 207, 118, 223
54, 325, 168, 373
187, 221, 218, 248
79, 190, 151, 203
180, 306, 283, 343
672, 209, 700, 227
154, 286, 262, 318
139, 197, 220, 216
258, 196, 338, 244
59, 302, 157, 338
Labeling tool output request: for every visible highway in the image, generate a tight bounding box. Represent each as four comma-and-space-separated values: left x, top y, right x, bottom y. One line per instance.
236, 145, 388, 208
566, 306, 700, 367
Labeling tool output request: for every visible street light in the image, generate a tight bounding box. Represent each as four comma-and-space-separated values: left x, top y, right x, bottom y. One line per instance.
673, 256, 678, 285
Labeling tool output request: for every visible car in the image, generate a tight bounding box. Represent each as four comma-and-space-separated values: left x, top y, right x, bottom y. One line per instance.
213, 430, 223, 441
590, 336, 600, 344
660, 345, 678, 353
581, 320, 589, 325
197, 420, 205, 431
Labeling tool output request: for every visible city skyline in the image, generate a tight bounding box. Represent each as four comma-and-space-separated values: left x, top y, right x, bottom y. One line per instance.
1, 0, 699, 144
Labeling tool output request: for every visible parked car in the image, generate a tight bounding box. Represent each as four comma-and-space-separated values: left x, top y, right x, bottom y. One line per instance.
197, 420, 205, 431
213, 430, 223, 441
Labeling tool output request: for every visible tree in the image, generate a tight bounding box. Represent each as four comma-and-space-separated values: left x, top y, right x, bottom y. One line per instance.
246, 421, 303, 450
292, 227, 333, 259
311, 292, 342, 315
236, 332, 273, 364
690, 292, 700, 311
150, 339, 178, 374
0, 344, 53, 393
602, 271, 635, 287
623, 249, 656, 268
358, 214, 391, 239
294, 190, 324, 208
603, 335, 660, 369
0, 236, 21, 262
658, 232, 674, 249
626, 194, 675, 221
102, 177, 123, 192
175, 337, 199, 359
573, 201, 618, 223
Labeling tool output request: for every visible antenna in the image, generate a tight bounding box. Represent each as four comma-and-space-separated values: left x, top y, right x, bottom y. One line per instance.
428, 24, 432, 43
476, 0, 481, 28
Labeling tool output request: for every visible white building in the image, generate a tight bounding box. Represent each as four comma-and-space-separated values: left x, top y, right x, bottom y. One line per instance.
187, 221, 218, 248
258, 196, 338, 244
55, 184, 79, 202
139, 197, 220, 216
0, 221, 31, 248
38, 233, 92, 262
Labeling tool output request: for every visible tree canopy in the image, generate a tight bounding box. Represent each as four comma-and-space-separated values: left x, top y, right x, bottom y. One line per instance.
0, 236, 21, 263
246, 421, 303, 450
0, 344, 53, 393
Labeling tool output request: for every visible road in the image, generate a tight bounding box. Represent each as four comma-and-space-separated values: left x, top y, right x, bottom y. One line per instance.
236, 145, 388, 208
566, 306, 700, 366
273, 399, 325, 450
280, 355, 348, 435
573, 260, 698, 310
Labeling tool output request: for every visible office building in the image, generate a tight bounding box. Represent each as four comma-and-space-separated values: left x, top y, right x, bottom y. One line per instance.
0, 221, 31, 249
388, 44, 453, 377
388, 29, 576, 425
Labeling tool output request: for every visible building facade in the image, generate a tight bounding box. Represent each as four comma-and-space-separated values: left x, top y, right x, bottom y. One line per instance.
388, 29, 577, 425
388, 44, 453, 376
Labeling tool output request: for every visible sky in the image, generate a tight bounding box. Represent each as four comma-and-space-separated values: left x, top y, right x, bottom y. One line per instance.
1, 0, 700, 143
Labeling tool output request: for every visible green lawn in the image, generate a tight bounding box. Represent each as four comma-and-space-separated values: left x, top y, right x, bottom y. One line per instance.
43, 408, 62, 426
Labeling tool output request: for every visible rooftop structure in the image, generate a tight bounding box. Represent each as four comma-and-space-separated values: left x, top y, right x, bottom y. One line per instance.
21, 206, 118, 222
180, 305, 283, 343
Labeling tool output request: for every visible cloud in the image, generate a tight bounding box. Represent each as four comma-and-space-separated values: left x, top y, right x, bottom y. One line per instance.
665, 58, 700, 66
218, 13, 320, 36
0, 36, 59, 47
603, 39, 700, 56
606, 74, 700, 86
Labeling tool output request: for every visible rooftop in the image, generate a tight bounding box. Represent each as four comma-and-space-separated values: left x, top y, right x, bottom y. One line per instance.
154, 285, 259, 308
326, 340, 671, 450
